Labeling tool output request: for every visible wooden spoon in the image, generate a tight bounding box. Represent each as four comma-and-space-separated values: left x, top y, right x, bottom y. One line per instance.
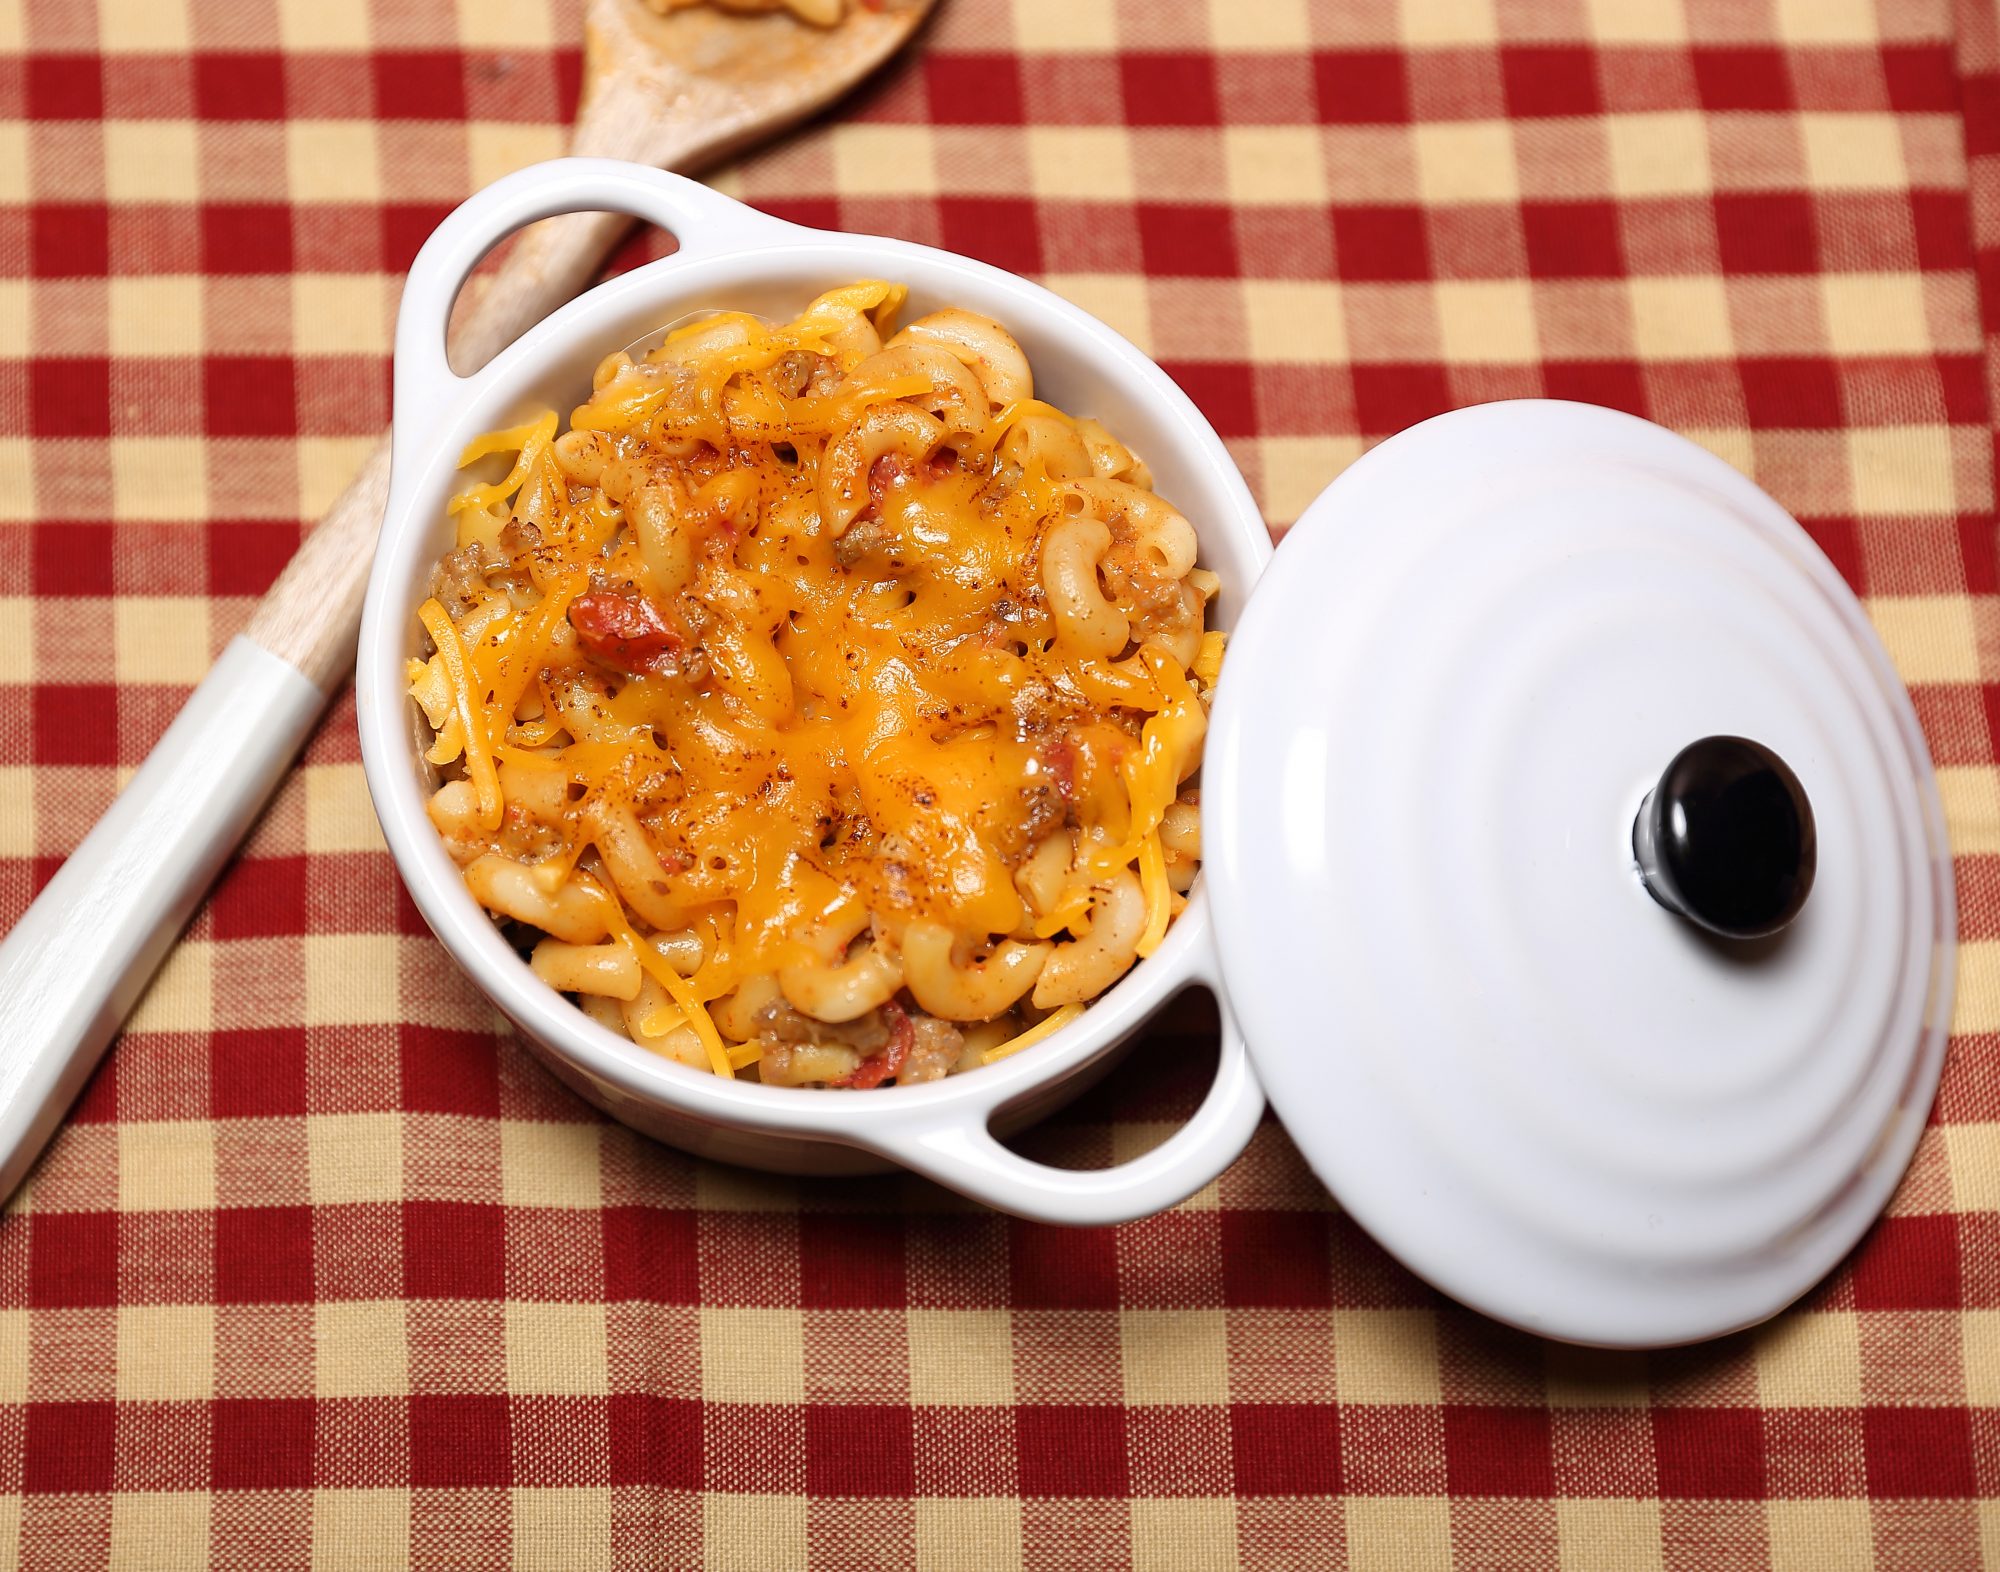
0, 0, 932, 1203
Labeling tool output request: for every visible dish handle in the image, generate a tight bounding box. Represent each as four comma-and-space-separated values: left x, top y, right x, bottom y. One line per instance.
390, 157, 787, 462
860, 936, 1267, 1227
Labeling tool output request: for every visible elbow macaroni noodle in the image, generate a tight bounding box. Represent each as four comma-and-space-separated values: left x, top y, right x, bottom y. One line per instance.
412, 282, 1222, 1087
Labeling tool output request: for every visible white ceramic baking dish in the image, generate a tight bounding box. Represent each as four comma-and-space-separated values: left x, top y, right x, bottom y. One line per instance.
355, 158, 1274, 1226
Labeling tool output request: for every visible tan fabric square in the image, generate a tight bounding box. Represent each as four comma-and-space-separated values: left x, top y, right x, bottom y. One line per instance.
112, 437, 207, 522
316, 1300, 409, 1399
1348, 1497, 1451, 1572
99, 0, 189, 50
702, 1307, 803, 1404
113, 598, 211, 686
706, 1494, 808, 1572
276, 0, 369, 47
1259, 436, 1362, 525
308, 1111, 403, 1206
1773, 0, 1880, 42
0, 603, 29, 684
1121, 1310, 1229, 1405
291, 274, 391, 357
1401, 0, 1497, 45
0, 766, 30, 858
109, 278, 205, 358
0, 439, 35, 520
1767, 1499, 1873, 1572
1629, 277, 1733, 360
1414, 120, 1519, 204
1754, 1311, 1862, 1406
1010, 0, 1115, 49
1027, 127, 1133, 201
297, 436, 380, 519
1558, 1499, 1663, 1572
0, 1310, 24, 1402
831, 124, 939, 196
506, 1302, 609, 1396
1042, 273, 1152, 355
1333, 1309, 1440, 1404
306, 764, 388, 854
104, 121, 199, 204
1958, 942, 2000, 1035
287, 121, 381, 203
907, 1308, 1014, 1406
109, 1493, 208, 1572
0, 123, 26, 203
0, 281, 25, 359
1206, 0, 1308, 48
1242, 280, 1346, 364
1223, 127, 1325, 205
313, 1490, 409, 1572
1822, 273, 1931, 356
454, 0, 555, 47
1949, 1124, 2000, 1210
1132, 1498, 1237, 1572
118, 1120, 216, 1212
466, 122, 566, 192
914, 1498, 1022, 1572
513, 1488, 610, 1569
1606, 112, 1711, 197
1961, 1309, 2000, 1403
1435, 279, 1539, 363
116, 1305, 213, 1401
304, 932, 400, 1027
1867, 594, 1977, 684
1801, 113, 1908, 191
1850, 427, 1957, 518
1584, 0, 1686, 41
499, 1120, 602, 1209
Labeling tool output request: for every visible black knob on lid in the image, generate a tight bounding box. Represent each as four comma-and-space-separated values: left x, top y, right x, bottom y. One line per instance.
1632, 736, 1816, 940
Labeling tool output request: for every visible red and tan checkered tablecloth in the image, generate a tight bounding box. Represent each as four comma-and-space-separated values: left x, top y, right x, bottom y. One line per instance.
7, 0, 2000, 1565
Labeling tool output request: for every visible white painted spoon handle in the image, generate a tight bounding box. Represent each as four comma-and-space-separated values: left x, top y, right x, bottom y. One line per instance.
0, 637, 325, 1199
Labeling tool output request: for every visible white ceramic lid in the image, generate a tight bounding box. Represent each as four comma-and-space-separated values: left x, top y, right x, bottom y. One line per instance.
1204, 400, 1955, 1348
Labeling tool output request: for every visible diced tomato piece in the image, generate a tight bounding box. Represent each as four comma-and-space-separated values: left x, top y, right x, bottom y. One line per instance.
567, 591, 682, 675
834, 1000, 913, 1089
866, 454, 911, 514
1042, 737, 1077, 803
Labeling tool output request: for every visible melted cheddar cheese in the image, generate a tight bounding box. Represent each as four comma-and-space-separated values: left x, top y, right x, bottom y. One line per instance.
412, 283, 1221, 1087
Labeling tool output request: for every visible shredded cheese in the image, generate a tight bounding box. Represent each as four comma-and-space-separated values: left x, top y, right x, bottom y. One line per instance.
982, 1004, 1085, 1065
1136, 831, 1170, 958
417, 598, 502, 832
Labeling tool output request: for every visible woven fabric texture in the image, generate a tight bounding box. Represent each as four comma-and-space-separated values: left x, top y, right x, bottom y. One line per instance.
5, 0, 2000, 1566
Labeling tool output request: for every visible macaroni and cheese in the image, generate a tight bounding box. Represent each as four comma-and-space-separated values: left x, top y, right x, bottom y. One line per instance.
411, 283, 1222, 1087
